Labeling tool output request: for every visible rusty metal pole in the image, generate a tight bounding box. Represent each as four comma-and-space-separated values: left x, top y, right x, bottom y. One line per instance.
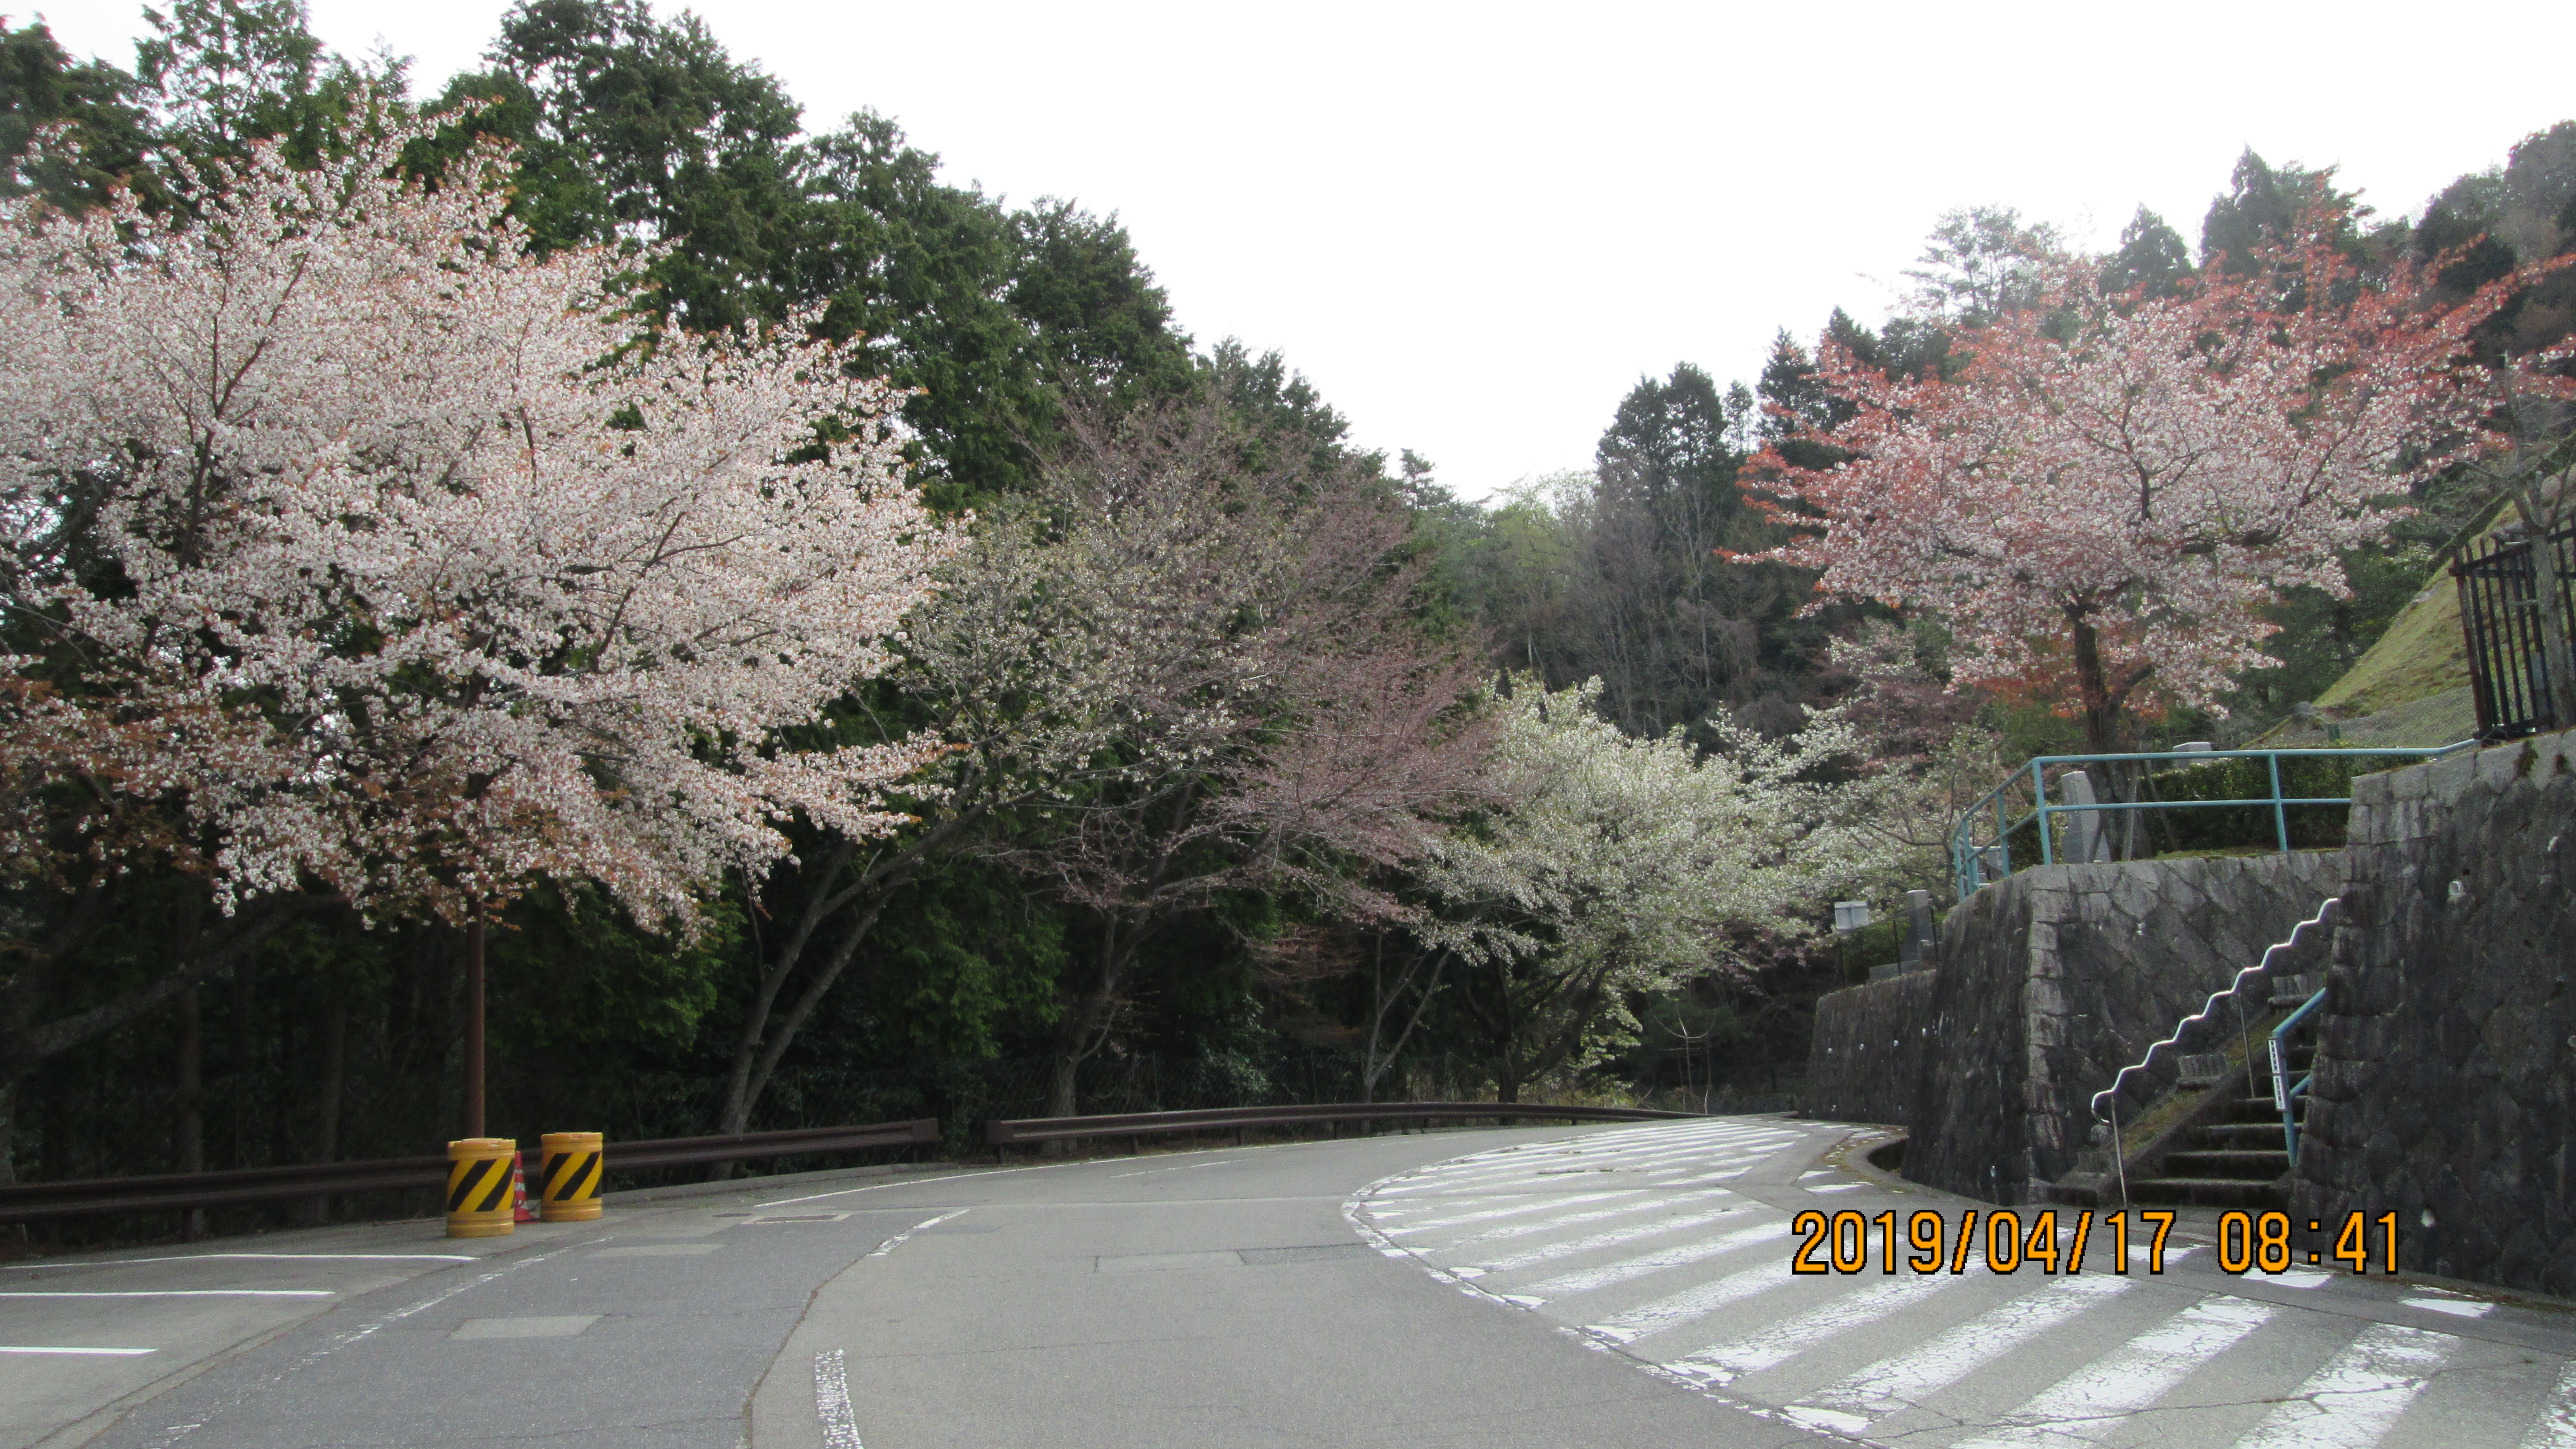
464, 907, 486, 1140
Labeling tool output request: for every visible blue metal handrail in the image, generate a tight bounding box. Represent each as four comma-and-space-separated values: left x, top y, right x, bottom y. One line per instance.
1949, 744, 2473, 901
2270, 987, 2328, 1166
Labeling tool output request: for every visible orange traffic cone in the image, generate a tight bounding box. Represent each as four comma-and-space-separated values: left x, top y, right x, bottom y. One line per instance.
510, 1151, 539, 1224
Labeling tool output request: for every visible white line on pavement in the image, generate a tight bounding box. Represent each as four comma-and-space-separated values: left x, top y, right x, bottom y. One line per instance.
1787, 1274, 2137, 1430
1467, 1200, 1748, 1272
2232, 1321, 2455, 1449
0, 1290, 333, 1299
815, 1348, 863, 1449
3, 1253, 472, 1269
1381, 1188, 1649, 1234
1947, 1295, 2275, 1449
1668, 1270, 1968, 1385
865, 1209, 970, 1259
1432, 1190, 1742, 1250
0, 1345, 157, 1355
2521, 1360, 2576, 1449
1524, 1220, 1793, 1298
1581, 1259, 1796, 1344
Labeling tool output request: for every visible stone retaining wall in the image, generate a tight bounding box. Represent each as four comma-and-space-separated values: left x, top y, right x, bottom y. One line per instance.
1807, 850, 2345, 1205
1805, 970, 1938, 1126
2293, 731, 2576, 1293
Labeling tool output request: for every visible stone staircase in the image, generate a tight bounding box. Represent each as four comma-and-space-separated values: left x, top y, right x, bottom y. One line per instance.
2057, 972, 2322, 1211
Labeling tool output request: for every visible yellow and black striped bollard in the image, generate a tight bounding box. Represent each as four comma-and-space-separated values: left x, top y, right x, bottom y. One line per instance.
446, 1138, 518, 1238
540, 1131, 604, 1222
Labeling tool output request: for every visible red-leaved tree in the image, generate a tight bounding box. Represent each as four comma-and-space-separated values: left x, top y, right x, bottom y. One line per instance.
1746, 229, 2511, 753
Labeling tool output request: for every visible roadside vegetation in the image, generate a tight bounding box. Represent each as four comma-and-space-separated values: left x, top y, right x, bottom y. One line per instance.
2, 0, 2570, 1219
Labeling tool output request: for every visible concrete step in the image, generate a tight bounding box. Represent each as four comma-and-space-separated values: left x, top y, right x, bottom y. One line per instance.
2201, 1121, 2295, 1148
2125, 1176, 2288, 1210
2228, 1096, 2307, 1123
2163, 1148, 2290, 1180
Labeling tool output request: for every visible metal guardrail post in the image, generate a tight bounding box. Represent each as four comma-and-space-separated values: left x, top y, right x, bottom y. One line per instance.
2267, 753, 2291, 853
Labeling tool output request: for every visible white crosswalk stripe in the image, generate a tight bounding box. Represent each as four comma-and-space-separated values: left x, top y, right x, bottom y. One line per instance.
2521, 1362, 2576, 1448
1435, 1189, 1742, 1251
1519, 1220, 1791, 1296
1665, 1268, 1965, 1385
1782, 1274, 2137, 1433
1947, 1295, 2276, 1448
1467, 1198, 1752, 1273
2232, 1322, 2455, 1449
1345, 1117, 2576, 1447
1379, 1188, 1647, 1233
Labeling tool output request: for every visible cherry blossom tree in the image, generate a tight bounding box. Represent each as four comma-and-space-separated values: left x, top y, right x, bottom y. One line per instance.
976, 396, 1490, 1120
1745, 231, 2509, 754
0, 116, 953, 1144
1414, 678, 1883, 1103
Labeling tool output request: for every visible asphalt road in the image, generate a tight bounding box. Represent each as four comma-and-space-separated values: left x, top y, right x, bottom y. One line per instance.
7, 1116, 2575, 1448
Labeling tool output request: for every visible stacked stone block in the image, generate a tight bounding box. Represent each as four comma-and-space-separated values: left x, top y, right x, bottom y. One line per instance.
2293, 731, 2576, 1293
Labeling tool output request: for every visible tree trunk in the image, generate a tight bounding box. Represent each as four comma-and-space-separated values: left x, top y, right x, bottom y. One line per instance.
0, 1079, 16, 1190
719, 892, 897, 1139
310, 997, 347, 1225
2068, 613, 2121, 756
226, 957, 257, 1171
1046, 1048, 1081, 1120
177, 986, 205, 1242
463, 910, 486, 1140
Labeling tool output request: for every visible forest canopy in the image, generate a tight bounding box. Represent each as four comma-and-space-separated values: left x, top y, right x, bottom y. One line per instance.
2, 0, 2569, 1205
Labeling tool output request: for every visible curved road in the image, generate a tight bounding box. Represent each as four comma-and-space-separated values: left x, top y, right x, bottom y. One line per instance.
9, 1116, 2575, 1448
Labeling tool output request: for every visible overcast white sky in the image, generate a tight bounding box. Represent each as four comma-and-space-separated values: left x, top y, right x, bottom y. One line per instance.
22, 1, 2576, 499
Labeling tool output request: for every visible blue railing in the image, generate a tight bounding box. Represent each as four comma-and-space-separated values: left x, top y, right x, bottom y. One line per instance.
1949, 744, 2474, 901
2270, 987, 2328, 1166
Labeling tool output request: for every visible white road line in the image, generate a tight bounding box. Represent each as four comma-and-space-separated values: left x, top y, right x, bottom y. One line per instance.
1581, 1259, 1796, 1344
1468, 1200, 1748, 1272
1524, 1220, 1793, 1298
0, 1290, 333, 1299
814, 1347, 863, 1448
1364, 1195, 1524, 1218
1787, 1275, 2138, 1431
1947, 1295, 2275, 1449
1380, 1129, 1789, 1185
865, 1209, 969, 1258
1107, 1159, 1237, 1178
1391, 1144, 1781, 1197
2402, 1296, 2496, 1318
140, 1245, 575, 1448
2231, 1321, 2455, 1449
759, 1159, 1078, 1208
2520, 1361, 2576, 1448
1381, 1188, 1648, 1233
0, 1345, 157, 1356
1433, 1190, 1742, 1250
1666, 1270, 1967, 1385
2, 1253, 472, 1269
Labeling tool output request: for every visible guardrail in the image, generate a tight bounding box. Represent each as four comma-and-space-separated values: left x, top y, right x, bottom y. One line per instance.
0, 1118, 940, 1226
1950, 745, 2471, 901
983, 1101, 1700, 1158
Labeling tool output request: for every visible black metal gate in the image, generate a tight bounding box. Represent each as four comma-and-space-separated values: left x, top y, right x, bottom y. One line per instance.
2453, 522, 2576, 739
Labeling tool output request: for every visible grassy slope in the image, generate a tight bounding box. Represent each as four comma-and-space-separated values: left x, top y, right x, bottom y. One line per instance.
2312, 575, 2470, 716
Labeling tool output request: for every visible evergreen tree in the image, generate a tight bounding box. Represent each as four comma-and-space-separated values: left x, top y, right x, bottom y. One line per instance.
0, 20, 158, 211
2103, 206, 2191, 297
